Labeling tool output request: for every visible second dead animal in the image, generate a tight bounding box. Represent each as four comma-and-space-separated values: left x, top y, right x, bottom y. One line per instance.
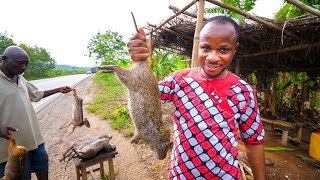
67, 89, 90, 135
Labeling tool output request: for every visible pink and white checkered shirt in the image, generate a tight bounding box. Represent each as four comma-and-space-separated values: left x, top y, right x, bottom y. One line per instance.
159, 68, 264, 180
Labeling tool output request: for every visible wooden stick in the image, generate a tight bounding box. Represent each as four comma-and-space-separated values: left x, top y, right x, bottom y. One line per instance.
238, 41, 320, 58
205, 0, 303, 41
147, 0, 196, 35
286, 0, 320, 17
131, 12, 139, 33
169, 5, 208, 21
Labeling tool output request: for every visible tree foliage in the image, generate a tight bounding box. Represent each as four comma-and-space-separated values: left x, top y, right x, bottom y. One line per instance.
205, 0, 256, 21
0, 32, 16, 58
87, 30, 128, 65
19, 44, 56, 79
151, 50, 189, 80
275, 0, 320, 21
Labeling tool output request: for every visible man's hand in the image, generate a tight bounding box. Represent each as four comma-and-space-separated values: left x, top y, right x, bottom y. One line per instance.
59, 86, 72, 94
0, 124, 17, 139
127, 28, 150, 62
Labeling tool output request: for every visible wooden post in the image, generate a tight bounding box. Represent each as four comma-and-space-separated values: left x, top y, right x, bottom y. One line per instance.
191, 0, 205, 67
282, 129, 289, 146
235, 59, 241, 75
108, 159, 115, 180
100, 162, 105, 178
297, 127, 303, 142
81, 167, 88, 180
271, 70, 277, 115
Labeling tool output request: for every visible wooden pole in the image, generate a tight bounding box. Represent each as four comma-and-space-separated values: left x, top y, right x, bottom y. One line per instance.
271, 70, 277, 115
146, 0, 196, 35
205, 0, 303, 41
238, 41, 320, 58
235, 59, 241, 75
286, 0, 320, 17
169, 5, 208, 21
191, 0, 205, 67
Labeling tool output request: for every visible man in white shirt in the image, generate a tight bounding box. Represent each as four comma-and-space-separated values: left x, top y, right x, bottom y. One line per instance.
0, 46, 72, 180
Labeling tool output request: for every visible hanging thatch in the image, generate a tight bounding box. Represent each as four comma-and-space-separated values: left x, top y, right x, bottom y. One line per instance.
151, 14, 320, 76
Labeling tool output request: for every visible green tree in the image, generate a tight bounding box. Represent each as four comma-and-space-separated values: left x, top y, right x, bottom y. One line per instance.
0, 32, 16, 58
205, 0, 256, 21
20, 44, 56, 79
87, 30, 128, 65
275, 0, 320, 21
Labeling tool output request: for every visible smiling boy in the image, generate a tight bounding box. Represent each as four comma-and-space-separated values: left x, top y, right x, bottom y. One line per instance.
127, 16, 265, 180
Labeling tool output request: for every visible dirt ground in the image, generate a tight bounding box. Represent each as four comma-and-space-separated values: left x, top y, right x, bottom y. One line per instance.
34, 76, 320, 180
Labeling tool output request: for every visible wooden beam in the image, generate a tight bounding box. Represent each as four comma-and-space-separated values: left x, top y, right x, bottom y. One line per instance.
240, 35, 303, 62
286, 0, 320, 17
191, 0, 205, 67
205, 0, 303, 41
237, 42, 320, 58
169, 5, 208, 21
147, 0, 196, 35
147, 22, 193, 40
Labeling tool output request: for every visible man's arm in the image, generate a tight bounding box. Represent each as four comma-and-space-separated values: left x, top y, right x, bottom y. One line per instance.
43, 86, 72, 98
244, 143, 266, 180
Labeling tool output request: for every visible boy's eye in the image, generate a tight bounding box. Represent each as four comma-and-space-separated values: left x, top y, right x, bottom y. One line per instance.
220, 48, 230, 53
200, 46, 210, 51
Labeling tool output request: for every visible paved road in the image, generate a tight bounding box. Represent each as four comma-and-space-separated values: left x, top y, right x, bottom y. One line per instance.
31, 74, 92, 113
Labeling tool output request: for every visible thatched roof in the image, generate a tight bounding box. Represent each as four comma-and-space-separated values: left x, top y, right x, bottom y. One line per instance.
150, 13, 320, 77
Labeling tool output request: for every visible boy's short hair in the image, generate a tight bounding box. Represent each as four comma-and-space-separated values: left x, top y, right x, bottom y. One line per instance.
201, 15, 240, 41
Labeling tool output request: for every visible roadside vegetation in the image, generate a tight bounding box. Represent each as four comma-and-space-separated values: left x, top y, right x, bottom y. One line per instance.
86, 72, 135, 139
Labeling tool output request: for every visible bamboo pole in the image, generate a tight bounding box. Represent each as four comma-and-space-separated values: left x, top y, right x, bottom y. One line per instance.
238, 41, 320, 58
191, 0, 205, 67
205, 0, 303, 41
169, 5, 208, 21
146, 0, 196, 35
286, 0, 320, 17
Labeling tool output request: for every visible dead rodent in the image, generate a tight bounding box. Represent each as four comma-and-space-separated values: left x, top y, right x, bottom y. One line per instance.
67, 89, 90, 135
99, 60, 172, 160
3, 135, 27, 180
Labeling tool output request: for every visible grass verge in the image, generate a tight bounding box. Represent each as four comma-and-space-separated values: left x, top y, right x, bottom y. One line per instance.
86, 72, 134, 138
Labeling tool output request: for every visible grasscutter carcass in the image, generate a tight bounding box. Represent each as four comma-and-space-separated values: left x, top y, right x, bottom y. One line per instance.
3, 135, 27, 180
60, 134, 115, 162
99, 60, 172, 160
67, 89, 90, 135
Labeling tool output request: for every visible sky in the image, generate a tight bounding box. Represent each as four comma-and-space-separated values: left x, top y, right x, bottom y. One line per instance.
0, 0, 284, 67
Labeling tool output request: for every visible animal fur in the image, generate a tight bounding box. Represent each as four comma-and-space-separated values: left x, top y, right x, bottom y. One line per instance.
60, 134, 115, 162
67, 89, 90, 135
99, 61, 172, 160
3, 135, 27, 180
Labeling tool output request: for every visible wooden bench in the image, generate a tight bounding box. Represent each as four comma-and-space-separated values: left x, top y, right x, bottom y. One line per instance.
261, 117, 303, 146
73, 149, 118, 180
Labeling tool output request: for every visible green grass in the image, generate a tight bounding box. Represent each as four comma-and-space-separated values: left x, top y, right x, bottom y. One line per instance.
86, 72, 134, 137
